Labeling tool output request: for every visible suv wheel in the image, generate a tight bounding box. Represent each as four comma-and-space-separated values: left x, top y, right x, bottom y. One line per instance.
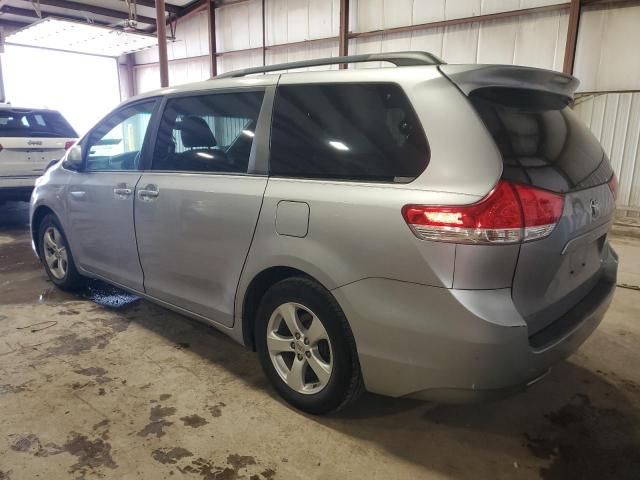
39, 214, 84, 291
256, 277, 363, 414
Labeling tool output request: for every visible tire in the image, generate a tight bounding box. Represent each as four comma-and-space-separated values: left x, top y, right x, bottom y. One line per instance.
38, 213, 84, 291
255, 277, 364, 414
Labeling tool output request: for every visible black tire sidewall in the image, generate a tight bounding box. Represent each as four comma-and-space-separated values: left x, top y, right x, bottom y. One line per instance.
38, 214, 81, 290
256, 277, 358, 414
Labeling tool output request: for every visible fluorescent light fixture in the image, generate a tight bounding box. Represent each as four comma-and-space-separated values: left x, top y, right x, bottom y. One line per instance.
242, 129, 255, 137
196, 152, 214, 159
7, 18, 159, 57
329, 140, 349, 151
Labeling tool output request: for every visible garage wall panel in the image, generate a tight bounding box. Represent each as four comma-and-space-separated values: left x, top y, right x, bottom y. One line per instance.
309, 0, 337, 39
135, 56, 210, 93
476, 18, 517, 64
384, 0, 414, 29
574, 92, 640, 207
412, 0, 446, 24
353, 9, 568, 69
135, 11, 209, 65
217, 51, 264, 75
574, 5, 640, 92
217, 0, 263, 51
264, 0, 337, 46
445, 0, 482, 20
513, 8, 565, 70
265, 40, 339, 71
352, 0, 568, 31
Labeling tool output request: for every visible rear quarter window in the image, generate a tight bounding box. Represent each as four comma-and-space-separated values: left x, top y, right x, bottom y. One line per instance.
269, 83, 429, 183
470, 87, 612, 193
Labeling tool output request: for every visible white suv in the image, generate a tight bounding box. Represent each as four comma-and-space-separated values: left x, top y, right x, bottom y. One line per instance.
0, 104, 77, 203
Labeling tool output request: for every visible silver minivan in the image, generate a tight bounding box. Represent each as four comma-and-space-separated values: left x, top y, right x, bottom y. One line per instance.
30, 52, 618, 414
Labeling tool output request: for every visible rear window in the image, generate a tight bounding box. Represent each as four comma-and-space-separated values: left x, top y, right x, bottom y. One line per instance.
0, 109, 77, 138
470, 88, 611, 193
270, 83, 429, 183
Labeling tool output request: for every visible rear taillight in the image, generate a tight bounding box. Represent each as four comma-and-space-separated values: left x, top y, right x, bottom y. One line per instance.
608, 174, 618, 201
402, 180, 564, 244
64, 141, 75, 150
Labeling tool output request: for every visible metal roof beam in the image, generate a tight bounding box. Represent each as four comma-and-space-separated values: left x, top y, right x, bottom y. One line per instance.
133, 0, 181, 14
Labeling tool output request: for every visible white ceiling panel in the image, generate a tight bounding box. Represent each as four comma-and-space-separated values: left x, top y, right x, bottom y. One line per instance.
7, 17, 159, 56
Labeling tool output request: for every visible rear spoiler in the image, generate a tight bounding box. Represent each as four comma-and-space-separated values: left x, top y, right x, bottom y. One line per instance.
438, 64, 579, 100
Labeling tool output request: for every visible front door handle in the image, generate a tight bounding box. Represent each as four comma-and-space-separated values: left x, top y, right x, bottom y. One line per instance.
138, 184, 159, 201
113, 183, 133, 199
69, 190, 86, 199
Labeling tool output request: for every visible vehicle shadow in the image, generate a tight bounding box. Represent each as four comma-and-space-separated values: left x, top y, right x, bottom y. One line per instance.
0, 200, 31, 233
122, 299, 640, 480
321, 362, 640, 480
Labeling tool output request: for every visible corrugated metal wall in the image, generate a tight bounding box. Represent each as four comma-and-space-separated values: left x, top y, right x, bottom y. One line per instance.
572, 4, 640, 207
351, 9, 568, 70
132, 0, 640, 207
574, 91, 640, 208
134, 0, 571, 78
135, 11, 210, 92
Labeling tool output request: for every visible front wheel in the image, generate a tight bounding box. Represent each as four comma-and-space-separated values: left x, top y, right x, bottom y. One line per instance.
38, 214, 84, 291
256, 277, 363, 414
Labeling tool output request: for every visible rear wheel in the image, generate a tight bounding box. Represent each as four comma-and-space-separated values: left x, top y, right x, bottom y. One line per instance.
256, 277, 363, 414
38, 214, 84, 290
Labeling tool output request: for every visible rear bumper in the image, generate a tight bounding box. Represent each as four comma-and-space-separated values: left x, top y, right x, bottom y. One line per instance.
332, 245, 618, 403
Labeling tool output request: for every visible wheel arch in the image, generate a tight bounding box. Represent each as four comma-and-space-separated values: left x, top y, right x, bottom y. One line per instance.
240, 266, 332, 351
31, 204, 56, 258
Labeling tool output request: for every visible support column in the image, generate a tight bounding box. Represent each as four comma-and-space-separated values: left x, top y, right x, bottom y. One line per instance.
125, 53, 136, 98
563, 0, 581, 75
262, 0, 266, 66
0, 58, 5, 104
155, 0, 169, 87
338, 0, 349, 69
207, 0, 217, 77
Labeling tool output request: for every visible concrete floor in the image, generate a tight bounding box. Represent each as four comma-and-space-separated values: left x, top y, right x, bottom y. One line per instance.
1, 201, 639, 480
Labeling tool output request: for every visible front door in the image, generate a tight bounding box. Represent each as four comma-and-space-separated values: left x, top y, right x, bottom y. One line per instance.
66, 100, 157, 291
134, 90, 267, 326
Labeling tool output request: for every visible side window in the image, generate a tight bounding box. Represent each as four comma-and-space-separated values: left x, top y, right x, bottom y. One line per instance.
153, 91, 264, 173
270, 83, 429, 182
86, 101, 155, 172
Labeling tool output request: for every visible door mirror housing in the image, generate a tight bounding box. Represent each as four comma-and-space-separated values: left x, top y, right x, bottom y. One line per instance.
63, 145, 83, 171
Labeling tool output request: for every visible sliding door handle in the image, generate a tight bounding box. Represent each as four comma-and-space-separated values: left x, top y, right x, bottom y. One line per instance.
138, 184, 159, 201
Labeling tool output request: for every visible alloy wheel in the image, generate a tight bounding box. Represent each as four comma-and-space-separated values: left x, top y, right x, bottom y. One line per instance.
43, 226, 68, 280
266, 302, 333, 395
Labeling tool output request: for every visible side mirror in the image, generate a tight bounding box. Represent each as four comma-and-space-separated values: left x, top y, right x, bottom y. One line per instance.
63, 144, 83, 171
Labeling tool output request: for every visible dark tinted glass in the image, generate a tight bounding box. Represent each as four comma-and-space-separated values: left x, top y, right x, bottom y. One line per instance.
470, 87, 612, 193
0, 109, 77, 138
153, 91, 264, 173
270, 83, 429, 182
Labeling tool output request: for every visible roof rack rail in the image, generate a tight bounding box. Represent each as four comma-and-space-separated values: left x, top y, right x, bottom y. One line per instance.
215, 51, 444, 79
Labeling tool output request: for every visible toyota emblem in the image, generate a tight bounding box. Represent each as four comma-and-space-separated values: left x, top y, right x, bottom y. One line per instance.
589, 199, 601, 219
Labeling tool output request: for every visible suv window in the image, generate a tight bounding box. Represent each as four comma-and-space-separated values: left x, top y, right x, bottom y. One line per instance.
86, 101, 155, 171
270, 83, 429, 182
470, 87, 612, 193
0, 109, 77, 138
153, 91, 264, 173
